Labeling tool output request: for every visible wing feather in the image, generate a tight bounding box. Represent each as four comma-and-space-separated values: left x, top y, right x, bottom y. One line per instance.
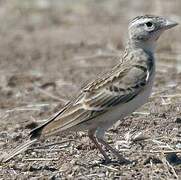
35, 51, 153, 137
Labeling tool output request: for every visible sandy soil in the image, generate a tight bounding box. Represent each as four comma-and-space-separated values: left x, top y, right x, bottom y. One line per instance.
0, 0, 181, 179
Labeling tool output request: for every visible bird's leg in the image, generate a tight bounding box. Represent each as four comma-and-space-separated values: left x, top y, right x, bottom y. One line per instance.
97, 137, 130, 164
88, 129, 111, 163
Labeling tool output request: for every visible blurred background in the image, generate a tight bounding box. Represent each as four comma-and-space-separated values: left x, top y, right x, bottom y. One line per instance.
0, 0, 180, 106
0, 0, 180, 179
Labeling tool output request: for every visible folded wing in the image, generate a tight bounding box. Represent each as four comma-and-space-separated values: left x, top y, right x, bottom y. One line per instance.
34, 58, 150, 136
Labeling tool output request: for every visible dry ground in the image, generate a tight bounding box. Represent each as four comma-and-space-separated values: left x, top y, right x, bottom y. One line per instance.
0, 0, 181, 179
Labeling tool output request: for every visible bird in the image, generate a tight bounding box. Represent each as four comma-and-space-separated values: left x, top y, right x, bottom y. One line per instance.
2, 15, 178, 163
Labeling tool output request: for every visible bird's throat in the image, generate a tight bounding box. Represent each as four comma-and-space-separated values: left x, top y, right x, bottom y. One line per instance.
128, 39, 156, 55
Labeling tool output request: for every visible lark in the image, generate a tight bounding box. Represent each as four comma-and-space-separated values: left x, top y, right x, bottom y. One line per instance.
2, 15, 178, 163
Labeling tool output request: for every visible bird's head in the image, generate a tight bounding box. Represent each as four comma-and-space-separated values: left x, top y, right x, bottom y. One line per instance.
128, 15, 178, 52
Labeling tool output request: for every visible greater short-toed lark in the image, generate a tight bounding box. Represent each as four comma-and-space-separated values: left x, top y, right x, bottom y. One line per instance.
2, 15, 178, 163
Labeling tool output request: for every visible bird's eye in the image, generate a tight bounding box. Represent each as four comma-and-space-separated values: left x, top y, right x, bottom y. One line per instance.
145, 22, 153, 28
144, 21, 155, 31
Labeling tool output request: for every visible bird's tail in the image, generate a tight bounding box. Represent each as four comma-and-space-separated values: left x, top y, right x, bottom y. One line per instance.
2, 103, 70, 163
2, 138, 37, 163
1, 124, 46, 163
1, 115, 58, 163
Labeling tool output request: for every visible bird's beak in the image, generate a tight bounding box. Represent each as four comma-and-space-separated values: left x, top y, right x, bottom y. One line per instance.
163, 19, 178, 30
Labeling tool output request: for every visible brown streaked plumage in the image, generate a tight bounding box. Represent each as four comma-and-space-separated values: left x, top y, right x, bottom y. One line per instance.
2, 15, 178, 163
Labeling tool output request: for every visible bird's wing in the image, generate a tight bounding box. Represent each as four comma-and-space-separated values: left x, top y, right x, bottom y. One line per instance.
37, 51, 153, 136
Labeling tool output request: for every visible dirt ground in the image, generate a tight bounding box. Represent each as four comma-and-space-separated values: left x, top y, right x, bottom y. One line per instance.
0, 0, 181, 179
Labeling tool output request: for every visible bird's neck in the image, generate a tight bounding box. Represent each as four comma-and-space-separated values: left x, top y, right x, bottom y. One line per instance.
127, 38, 156, 55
